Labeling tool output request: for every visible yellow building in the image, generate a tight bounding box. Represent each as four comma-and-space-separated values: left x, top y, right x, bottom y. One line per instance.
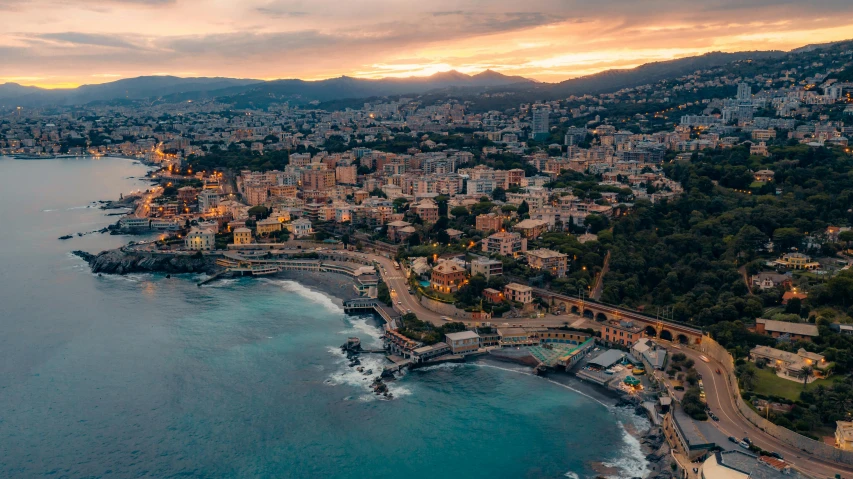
773, 252, 820, 270
256, 218, 283, 236
233, 227, 252, 245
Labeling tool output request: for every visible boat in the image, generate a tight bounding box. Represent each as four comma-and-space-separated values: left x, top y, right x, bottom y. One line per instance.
58, 235, 73, 240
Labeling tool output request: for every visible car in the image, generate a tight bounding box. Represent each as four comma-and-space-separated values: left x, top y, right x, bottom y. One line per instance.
769, 452, 783, 460
738, 441, 750, 449
397, 301, 402, 305
728, 436, 738, 443
699, 355, 710, 363
742, 437, 751, 445
710, 413, 719, 422
715, 368, 721, 375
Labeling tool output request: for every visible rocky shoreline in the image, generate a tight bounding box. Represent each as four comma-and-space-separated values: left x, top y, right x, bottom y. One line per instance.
73, 248, 219, 275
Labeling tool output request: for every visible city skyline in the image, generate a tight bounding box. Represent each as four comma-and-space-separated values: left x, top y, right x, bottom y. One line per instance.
2, 0, 853, 88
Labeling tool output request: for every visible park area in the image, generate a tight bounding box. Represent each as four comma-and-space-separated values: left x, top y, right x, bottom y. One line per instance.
752, 367, 842, 401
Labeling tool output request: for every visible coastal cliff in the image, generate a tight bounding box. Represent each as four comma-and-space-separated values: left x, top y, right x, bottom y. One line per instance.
73, 249, 220, 275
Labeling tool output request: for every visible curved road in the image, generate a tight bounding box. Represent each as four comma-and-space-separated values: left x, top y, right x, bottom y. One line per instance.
676, 345, 853, 479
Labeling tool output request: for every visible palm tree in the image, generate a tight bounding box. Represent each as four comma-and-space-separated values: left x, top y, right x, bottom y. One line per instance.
800, 365, 813, 388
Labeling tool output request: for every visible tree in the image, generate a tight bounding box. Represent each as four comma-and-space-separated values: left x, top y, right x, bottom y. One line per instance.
773, 228, 803, 252
584, 214, 609, 234
450, 206, 469, 217
839, 230, 853, 248
800, 365, 813, 388
341, 234, 350, 249
517, 200, 530, 218
785, 297, 801, 315
248, 205, 271, 220
501, 204, 517, 214
492, 187, 507, 202
736, 362, 758, 391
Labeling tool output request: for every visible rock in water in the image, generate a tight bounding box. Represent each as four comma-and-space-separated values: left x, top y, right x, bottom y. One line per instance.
72, 249, 219, 275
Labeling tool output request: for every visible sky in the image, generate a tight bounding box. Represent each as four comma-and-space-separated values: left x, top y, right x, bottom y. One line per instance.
1, 0, 853, 89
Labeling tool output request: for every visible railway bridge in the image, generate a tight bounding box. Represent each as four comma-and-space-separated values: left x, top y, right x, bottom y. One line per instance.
532, 288, 704, 345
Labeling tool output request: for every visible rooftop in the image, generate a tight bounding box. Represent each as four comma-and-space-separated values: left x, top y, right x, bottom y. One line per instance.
756, 318, 818, 336
446, 331, 480, 342
526, 248, 567, 259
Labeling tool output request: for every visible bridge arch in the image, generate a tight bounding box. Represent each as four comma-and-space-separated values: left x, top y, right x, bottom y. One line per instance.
595, 312, 608, 322
644, 326, 657, 337
659, 329, 673, 342
571, 305, 580, 315
676, 333, 689, 345
583, 309, 594, 319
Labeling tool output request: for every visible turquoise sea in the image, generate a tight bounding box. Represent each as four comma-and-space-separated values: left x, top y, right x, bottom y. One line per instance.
0, 156, 649, 478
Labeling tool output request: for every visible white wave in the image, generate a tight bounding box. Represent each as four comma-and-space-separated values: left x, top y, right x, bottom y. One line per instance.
42, 209, 58, 212
324, 346, 409, 401
416, 362, 468, 373
601, 421, 651, 479
93, 272, 155, 283
201, 278, 240, 288
65, 205, 93, 210
563, 472, 579, 479
338, 317, 384, 349
259, 278, 343, 314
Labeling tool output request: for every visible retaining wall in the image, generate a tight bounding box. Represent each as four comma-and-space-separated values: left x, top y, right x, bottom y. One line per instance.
418, 295, 478, 320
698, 336, 853, 465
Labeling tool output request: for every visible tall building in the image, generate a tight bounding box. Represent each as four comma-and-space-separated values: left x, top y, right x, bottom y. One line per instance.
737, 82, 751, 102
198, 190, 219, 213
532, 107, 550, 141
335, 165, 357, 185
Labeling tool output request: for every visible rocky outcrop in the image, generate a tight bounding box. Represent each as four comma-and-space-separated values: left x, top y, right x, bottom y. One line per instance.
72, 249, 219, 275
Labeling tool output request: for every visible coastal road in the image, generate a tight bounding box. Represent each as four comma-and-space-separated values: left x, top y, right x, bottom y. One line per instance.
675, 345, 853, 479
357, 249, 590, 328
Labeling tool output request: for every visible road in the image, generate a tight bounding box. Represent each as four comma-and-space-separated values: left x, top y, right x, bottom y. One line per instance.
349, 250, 594, 328
675, 345, 853, 479
133, 186, 162, 217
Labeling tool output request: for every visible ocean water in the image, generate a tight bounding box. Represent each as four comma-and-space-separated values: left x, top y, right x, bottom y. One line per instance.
0, 156, 649, 478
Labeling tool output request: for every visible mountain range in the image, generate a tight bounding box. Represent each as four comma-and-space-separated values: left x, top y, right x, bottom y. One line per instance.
0, 42, 843, 109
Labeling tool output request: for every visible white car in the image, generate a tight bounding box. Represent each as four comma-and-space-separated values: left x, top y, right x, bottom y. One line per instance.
699, 355, 710, 363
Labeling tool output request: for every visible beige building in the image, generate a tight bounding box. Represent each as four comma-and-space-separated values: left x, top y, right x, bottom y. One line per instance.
335, 165, 358, 185
470, 257, 503, 279
233, 227, 252, 245
413, 199, 440, 224
185, 227, 215, 251
256, 218, 282, 236
504, 283, 533, 304
513, 218, 549, 239
526, 248, 568, 277
482, 231, 527, 256
445, 331, 481, 354
750, 346, 825, 379
836, 421, 853, 451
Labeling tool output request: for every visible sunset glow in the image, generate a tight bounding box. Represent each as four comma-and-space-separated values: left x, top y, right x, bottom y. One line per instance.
1, 0, 853, 88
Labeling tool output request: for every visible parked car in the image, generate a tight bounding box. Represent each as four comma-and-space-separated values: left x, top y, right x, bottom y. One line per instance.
728, 436, 738, 443
769, 452, 783, 460
738, 441, 750, 449
743, 437, 751, 445
710, 413, 719, 421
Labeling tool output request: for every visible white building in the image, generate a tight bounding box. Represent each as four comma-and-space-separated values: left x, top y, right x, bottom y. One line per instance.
185, 227, 215, 251
290, 218, 313, 238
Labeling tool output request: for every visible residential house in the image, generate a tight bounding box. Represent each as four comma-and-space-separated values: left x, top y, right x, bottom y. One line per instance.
751, 271, 792, 290
750, 346, 826, 378
482, 231, 527, 256
513, 218, 549, 239
503, 283, 533, 304
475, 213, 503, 232
430, 261, 467, 293
185, 227, 215, 251
773, 252, 820, 271
290, 218, 313, 238
470, 257, 503, 279
233, 227, 252, 245
526, 248, 568, 277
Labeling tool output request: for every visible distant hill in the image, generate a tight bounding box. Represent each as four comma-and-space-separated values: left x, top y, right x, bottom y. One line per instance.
0, 76, 262, 107
0, 70, 534, 108
547, 51, 785, 98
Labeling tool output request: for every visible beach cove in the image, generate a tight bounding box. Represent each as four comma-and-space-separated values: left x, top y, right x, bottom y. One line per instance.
0, 156, 653, 478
